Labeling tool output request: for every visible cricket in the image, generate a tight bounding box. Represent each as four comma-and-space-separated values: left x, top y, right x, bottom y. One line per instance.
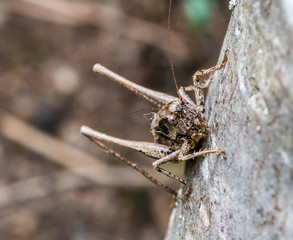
81, 0, 228, 200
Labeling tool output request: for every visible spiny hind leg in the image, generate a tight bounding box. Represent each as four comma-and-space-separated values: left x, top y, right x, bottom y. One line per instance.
83, 134, 177, 198
152, 141, 192, 200
192, 49, 228, 111
154, 166, 192, 200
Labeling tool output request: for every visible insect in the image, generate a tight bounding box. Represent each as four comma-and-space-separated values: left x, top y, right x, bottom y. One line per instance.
81, 0, 228, 200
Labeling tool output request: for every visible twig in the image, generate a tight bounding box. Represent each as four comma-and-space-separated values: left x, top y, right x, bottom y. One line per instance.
0, 111, 173, 199
4, 0, 203, 60
0, 165, 155, 208
0, 111, 100, 168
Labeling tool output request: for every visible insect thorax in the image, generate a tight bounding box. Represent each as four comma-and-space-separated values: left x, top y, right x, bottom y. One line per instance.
151, 98, 208, 151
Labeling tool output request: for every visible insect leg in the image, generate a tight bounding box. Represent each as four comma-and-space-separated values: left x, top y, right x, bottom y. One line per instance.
92, 64, 177, 107
178, 149, 226, 161
83, 131, 177, 197
183, 85, 195, 92
152, 141, 192, 199
192, 49, 228, 111
81, 126, 174, 159
193, 49, 228, 83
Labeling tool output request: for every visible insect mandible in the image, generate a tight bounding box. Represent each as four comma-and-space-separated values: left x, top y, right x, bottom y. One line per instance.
81, 0, 228, 200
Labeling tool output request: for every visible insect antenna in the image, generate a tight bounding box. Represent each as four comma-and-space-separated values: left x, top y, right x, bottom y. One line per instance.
168, 0, 182, 101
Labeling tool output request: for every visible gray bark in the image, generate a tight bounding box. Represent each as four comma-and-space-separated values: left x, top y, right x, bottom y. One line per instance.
165, 1, 293, 239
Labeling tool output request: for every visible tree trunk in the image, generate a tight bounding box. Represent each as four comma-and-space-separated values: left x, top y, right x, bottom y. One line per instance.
165, 1, 293, 239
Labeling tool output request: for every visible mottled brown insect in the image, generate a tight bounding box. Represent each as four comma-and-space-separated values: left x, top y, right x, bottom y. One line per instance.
81, 1, 228, 200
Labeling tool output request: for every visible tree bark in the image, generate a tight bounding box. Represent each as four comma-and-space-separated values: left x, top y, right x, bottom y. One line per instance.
165, 0, 293, 239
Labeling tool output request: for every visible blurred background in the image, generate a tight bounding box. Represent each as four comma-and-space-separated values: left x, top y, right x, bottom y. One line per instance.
0, 0, 231, 239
